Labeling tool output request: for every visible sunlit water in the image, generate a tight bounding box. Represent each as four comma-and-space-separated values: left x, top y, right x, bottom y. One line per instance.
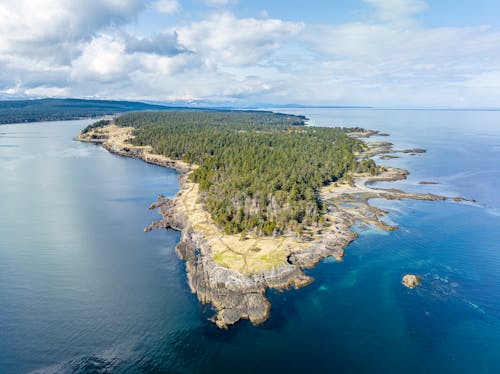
0, 111, 499, 373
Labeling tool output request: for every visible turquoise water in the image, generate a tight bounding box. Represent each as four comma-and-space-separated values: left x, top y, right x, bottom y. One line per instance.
1, 111, 499, 373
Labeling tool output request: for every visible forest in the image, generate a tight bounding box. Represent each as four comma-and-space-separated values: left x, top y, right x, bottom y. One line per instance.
0, 98, 176, 124
113, 111, 377, 236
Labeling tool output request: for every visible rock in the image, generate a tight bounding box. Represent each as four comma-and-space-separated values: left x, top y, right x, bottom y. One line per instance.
347, 129, 379, 138
402, 274, 422, 289
418, 181, 439, 185
399, 148, 426, 154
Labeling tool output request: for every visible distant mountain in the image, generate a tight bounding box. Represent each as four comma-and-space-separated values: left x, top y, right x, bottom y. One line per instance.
0, 98, 190, 124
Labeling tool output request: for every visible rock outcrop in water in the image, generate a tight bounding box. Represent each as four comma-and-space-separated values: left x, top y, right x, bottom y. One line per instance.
402, 274, 422, 289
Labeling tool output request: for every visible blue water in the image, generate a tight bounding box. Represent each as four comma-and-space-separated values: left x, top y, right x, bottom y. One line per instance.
1, 111, 499, 373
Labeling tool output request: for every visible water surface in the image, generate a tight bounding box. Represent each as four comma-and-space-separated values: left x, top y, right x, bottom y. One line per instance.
1, 112, 499, 373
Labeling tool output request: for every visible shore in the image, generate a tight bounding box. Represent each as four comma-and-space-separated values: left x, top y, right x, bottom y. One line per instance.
76, 124, 460, 328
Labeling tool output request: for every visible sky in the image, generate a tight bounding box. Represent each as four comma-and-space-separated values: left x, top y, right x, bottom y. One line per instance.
1, 0, 500, 107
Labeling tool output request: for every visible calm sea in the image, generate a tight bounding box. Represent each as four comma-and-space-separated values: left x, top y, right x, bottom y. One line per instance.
0, 110, 499, 373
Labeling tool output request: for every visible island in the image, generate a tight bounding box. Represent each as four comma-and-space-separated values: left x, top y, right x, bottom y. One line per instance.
402, 274, 422, 289
76, 110, 459, 328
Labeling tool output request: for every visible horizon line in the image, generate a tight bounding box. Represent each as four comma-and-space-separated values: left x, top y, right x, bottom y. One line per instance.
2, 97, 500, 112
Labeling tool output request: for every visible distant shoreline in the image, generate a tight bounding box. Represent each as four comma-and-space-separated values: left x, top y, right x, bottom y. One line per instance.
3, 96, 500, 127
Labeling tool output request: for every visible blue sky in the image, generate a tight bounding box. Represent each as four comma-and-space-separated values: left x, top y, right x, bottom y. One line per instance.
1, 0, 500, 107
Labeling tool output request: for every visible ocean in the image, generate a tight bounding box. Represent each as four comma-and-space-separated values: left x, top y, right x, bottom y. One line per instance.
0, 109, 499, 373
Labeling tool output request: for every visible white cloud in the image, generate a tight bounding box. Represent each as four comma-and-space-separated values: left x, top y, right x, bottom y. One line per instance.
154, 0, 180, 14
24, 86, 69, 97
304, 23, 500, 68
1, 0, 500, 107
460, 70, 500, 88
0, 0, 145, 63
176, 13, 303, 66
124, 32, 187, 55
294, 0, 500, 107
362, 0, 428, 22
71, 35, 129, 82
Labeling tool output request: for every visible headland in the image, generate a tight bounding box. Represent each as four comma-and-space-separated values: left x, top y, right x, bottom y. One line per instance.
76, 113, 462, 328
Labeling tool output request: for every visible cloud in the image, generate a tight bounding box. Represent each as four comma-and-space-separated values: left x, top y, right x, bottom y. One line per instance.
176, 13, 303, 66
1, 0, 500, 107
302, 22, 500, 82
71, 35, 129, 82
0, 1, 302, 102
362, 0, 428, 22
124, 32, 187, 56
0, 0, 145, 64
154, 0, 180, 14
297, 20, 500, 106
0, 54, 70, 92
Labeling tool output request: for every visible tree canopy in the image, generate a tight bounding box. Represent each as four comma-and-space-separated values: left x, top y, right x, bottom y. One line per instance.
113, 111, 370, 236
0, 98, 176, 124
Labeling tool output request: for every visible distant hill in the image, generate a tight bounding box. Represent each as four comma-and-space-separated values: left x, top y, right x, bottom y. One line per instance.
0, 98, 185, 124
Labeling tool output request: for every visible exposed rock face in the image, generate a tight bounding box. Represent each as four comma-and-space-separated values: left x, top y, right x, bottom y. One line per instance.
148, 192, 316, 328
402, 274, 422, 289
287, 231, 354, 268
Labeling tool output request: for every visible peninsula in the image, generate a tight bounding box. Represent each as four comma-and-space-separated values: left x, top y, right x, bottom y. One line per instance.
0, 98, 182, 124
77, 110, 455, 328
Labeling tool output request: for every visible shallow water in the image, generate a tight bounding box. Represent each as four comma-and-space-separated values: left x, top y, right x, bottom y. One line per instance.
1, 111, 499, 373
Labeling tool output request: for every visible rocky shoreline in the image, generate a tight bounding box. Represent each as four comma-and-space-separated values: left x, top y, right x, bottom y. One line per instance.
145, 191, 314, 327
76, 125, 464, 328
